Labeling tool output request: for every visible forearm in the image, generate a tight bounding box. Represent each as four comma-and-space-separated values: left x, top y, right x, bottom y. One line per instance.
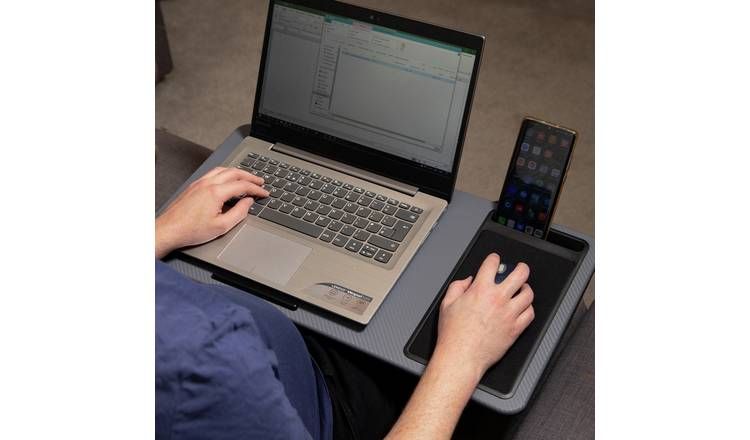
386, 347, 481, 439
155, 217, 180, 259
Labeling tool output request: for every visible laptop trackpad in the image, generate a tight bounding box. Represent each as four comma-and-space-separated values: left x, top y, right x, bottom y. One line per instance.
218, 224, 311, 286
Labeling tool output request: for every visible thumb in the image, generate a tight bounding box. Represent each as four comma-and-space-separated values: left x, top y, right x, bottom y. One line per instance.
441, 275, 473, 309
220, 197, 253, 231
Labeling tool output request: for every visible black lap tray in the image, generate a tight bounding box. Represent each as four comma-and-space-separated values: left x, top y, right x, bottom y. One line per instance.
405, 211, 589, 399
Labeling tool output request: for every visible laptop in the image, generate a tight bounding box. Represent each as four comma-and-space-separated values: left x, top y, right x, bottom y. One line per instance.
182, 0, 484, 325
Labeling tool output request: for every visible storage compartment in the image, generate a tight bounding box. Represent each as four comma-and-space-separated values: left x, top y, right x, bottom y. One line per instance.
405, 211, 588, 398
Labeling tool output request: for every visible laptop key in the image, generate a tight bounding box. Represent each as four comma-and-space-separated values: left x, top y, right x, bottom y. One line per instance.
287, 173, 301, 182
387, 198, 399, 206
279, 202, 294, 214
375, 194, 387, 202
299, 169, 311, 176
353, 187, 364, 194
311, 172, 321, 179
320, 194, 335, 205
248, 152, 259, 159
331, 179, 343, 186
284, 182, 300, 192
345, 239, 364, 253
374, 249, 393, 264
263, 165, 278, 174
259, 208, 323, 238
315, 217, 331, 227
280, 192, 295, 202
331, 198, 346, 209
399, 202, 411, 210
309, 180, 324, 190
255, 197, 269, 205
382, 204, 397, 215
316, 205, 332, 215
366, 222, 381, 234
279, 162, 289, 169
381, 215, 397, 227
269, 159, 279, 165
290, 165, 300, 172
328, 209, 344, 220
267, 199, 282, 210
341, 213, 356, 224
259, 156, 269, 162
353, 217, 369, 229
252, 161, 266, 170
395, 208, 419, 223
340, 225, 356, 236
345, 192, 360, 202
333, 187, 348, 198
320, 183, 335, 194
357, 196, 373, 206
249, 203, 263, 216
390, 221, 413, 242
343, 183, 353, 190
328, 221, 343, 232
356, 207, 371, 218
321, 176, 332, 183
303, 211, 318, 223
274, 169, 289, 178
368, 211, 384, 223
291, 207, 305, 218
296, 187, 311, 197
298, 176, 312, 186
353, 230, 370, 241
240, 158, 254, 167
304, 200, 320, 211
343, 202, 358, 213
319, 230, 334, 243
269, 187, 284, 198
272, 179, 287, 189
308, 190, 322, 200
368, 234, 399, 252
365, 191, 376, 198
370, 200, 385, 211
332, 234, 348, 247
292, 196, 306, 207
360, 245, 378, 258
410, 206, 424, 214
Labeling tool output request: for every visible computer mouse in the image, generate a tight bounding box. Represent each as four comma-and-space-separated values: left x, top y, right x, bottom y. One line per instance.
495, 262, 517, 284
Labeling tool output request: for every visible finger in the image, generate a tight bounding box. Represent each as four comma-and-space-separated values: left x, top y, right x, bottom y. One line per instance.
509, 284, 534, 315
474, 253, 501, 287
441, 276, 473, 309
219, 197, 253, 232
212, 167, 265, 186
214, 181, 270, 201
515, 305, 535, 335
498, 262, 530, 298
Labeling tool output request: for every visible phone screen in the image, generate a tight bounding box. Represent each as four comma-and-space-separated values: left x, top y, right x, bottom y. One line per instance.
494, 119, 576, 238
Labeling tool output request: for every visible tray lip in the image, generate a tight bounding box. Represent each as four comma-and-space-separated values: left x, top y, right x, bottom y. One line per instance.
404, 209, 591, 404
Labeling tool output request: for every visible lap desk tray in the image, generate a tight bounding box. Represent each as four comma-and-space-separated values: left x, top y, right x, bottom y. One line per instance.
163, 126, 595, 414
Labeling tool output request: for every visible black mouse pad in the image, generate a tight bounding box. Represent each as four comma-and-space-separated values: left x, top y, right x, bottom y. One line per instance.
405, 222, 584, 397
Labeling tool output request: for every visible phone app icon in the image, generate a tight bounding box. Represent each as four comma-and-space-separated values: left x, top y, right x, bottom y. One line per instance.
538, 211, 547, 221
550, 168, 561, 177
530, 193, 540, 204
528, 161, 537, 170
507, 219, 516, 228
514, 202, 524, 213
516, 157, 526, 166
543, 149, 553, 159
525, 225, 534, 234
543, 197, 551, 207
548, 135, 557, 145
507, 184, 518, 196
546, 182, 556, 191
532, 146, 542, 156
521, 142, 530, 152
539, 165, 549, 174
536, 131, 545, 142
527, 208, 535, 219
519, 190, 528, 199
503, 200, 512, 209
515, 222, 525, 231
560, 138, 570, 147
497, 216, 507, 225
533, 229, 544, 238
535, 179, 545, 187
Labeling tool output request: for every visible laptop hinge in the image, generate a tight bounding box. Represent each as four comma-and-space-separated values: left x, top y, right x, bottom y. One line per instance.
270, 142, 419, 196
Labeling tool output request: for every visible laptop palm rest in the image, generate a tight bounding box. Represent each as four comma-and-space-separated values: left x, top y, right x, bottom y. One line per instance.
218, 224, 311, 286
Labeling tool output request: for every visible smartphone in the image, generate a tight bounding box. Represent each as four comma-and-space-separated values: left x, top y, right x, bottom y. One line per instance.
493, 117, 577, 239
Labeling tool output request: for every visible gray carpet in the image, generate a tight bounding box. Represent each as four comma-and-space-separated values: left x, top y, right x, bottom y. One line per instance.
155, 0, 594, 303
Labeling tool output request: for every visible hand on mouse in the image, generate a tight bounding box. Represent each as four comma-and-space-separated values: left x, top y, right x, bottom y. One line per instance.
155, 167, 269, 258
434, 253, 534, 383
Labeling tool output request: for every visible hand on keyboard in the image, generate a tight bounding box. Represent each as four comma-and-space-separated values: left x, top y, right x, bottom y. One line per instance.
155, 167, 269, 258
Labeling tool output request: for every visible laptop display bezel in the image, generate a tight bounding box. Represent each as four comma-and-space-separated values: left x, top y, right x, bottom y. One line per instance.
250, 0, 484, 201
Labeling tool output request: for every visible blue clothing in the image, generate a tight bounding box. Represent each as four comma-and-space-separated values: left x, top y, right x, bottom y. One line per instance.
156, 261, 332, 440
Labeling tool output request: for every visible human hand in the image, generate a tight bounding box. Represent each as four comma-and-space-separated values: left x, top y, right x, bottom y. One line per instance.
155, 167, 269, 258
434, 253, 534, 382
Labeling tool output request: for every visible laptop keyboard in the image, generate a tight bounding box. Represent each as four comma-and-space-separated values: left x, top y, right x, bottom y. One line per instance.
229, 152, 424, 265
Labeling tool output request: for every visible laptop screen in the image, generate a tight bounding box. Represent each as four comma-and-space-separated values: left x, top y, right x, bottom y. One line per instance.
258, 1, 477, 173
